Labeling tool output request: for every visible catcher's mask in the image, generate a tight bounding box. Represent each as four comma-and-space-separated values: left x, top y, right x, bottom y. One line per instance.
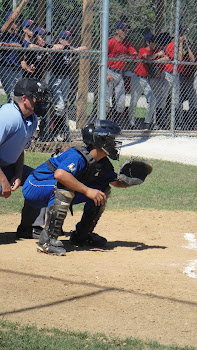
82, 119, 122, 160
14, 78, 51, 117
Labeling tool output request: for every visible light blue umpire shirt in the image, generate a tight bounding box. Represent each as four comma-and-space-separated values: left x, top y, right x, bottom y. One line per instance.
0, 102, 38, 167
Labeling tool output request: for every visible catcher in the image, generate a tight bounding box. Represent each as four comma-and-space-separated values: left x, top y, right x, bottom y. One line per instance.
22, 119, 152, 256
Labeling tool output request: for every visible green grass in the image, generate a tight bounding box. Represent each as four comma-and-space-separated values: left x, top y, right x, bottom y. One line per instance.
136, 107, 146, 119
111, 158, 197, 211
0, 95, 7, 105
0, 152, 196, 215
0, 320, 196, 350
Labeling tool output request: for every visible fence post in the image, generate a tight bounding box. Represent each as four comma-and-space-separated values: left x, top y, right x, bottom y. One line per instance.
98, 0, 109, 121
170, 0, 181, 136
12, 0, 17, 10
76, 0, 94, 129
45, 0, 52, 140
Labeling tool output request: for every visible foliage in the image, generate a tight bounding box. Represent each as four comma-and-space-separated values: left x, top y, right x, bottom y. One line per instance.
0, 0, 196, 46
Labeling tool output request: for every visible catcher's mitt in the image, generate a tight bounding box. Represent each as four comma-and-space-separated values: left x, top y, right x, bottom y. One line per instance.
118, 158, 153, 186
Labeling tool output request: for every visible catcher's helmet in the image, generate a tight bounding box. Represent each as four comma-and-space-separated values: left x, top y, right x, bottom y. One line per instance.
82, 119, 121, 160
14, 78, 51, 117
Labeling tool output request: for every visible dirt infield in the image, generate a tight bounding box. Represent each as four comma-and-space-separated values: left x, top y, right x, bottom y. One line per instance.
0, 209, 197, 348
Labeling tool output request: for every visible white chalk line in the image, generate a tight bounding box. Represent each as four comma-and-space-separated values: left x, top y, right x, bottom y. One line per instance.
183, 260, 197, 279
183, 233, 197, 250
183, 233, 197, 279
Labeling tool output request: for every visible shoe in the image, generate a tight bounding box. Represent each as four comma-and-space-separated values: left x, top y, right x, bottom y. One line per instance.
87, 232, 107, 247
130, 124, 136, 130
37, 241, 66, 255
32, 226, 43, 239
16, 225, 43, 239
175, 122, 182, 130
151, 123, 160, 130
70, 230, 107, 248
142, 122, 151, 130
54, 133, 65, 142
16, 225, 64, 239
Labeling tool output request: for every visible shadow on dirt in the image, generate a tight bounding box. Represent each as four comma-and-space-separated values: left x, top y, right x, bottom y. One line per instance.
0, 267, 196, 319
107, 241, 167, 251
0, 232, 17, 245
62, 238, 167, 253
0, 232, 167, 251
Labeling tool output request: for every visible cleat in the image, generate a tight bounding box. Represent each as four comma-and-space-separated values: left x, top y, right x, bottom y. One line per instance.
87, 232, 107, 247
32, 226, 43, 239
69, 230, 84, 246
16, 225, 43, 239
37, 242, 66, 255
70, 230, 107, 248
17, 225, 64, 240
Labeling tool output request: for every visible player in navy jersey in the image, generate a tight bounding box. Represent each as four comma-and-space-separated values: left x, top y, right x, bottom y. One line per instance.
49, 29, 87, 141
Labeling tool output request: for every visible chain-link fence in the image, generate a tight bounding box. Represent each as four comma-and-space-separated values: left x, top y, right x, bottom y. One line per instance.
0, 0, 197, 148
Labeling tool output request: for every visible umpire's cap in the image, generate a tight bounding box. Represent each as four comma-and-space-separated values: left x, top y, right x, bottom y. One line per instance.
14, 78, 49, 99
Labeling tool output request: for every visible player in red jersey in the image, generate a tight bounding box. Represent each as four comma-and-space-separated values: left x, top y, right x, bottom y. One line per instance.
178, 35, 196, 129
150, 32, 172, 128
159, 28, 188, 129
129, 32, 165, 129
106, 21, 137, 127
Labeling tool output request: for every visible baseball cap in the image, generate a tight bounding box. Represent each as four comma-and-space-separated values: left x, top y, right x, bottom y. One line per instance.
144, 32, 155, 42
116, 21, 130, 30
14, 78, 45, 97
59, 30, 72, 39
22, 19, 34, 29
33, 26, 50, 36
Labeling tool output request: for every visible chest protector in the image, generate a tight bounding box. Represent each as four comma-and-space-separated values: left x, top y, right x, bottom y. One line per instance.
74, 146, 114, 184
47, 146, 114, 184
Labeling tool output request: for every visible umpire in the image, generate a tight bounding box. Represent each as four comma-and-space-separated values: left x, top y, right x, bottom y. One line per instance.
0, 78, 51, 238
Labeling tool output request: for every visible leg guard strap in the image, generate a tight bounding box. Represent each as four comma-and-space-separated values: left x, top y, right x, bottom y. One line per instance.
39, 188, 74, 245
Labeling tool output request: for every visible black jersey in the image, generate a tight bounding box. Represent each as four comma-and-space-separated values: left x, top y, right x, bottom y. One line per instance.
51, 45, 71, 77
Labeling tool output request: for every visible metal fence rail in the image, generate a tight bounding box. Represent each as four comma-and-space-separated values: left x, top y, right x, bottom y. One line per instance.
0, 0, 196, 150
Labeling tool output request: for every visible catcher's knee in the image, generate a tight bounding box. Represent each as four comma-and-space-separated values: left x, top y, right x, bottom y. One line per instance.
54, 188, 75, 209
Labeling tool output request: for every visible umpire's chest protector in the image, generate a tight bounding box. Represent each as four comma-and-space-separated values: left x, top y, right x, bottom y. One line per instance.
75, 146, 114, 184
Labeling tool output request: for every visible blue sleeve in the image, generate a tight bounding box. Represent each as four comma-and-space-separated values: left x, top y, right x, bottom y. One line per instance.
49, 148, 86, 177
